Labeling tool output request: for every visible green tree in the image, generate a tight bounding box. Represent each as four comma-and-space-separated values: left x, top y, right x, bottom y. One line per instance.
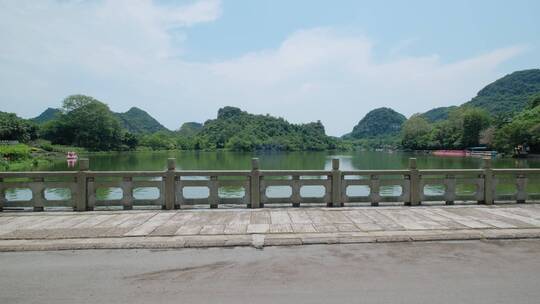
139, 131, 176, 150
430, 117, 462, 149
479, 126, 496, 147
493, 106, 540, 153
122, 132, 139, 150
426, 107, 491, 149
528, 93, 540, 109
43, 95, 124, 151
461, 107, 491, 147
62, 94, 97, 112
400, 114, 432, 150
0, 112, 38, 142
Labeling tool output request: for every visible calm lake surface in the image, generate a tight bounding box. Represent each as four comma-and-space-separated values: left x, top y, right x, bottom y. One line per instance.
6, 151, 540, 203
46, 150, 540, 170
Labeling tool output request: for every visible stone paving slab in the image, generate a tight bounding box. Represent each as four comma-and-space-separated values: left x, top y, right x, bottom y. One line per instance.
2, 204, 540, 251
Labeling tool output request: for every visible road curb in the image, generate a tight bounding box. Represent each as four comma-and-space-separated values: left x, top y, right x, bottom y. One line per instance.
1, 229, 540, 252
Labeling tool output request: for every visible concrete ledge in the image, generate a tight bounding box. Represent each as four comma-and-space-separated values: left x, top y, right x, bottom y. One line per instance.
2, 228, 540, 252
3, 205, 540, 251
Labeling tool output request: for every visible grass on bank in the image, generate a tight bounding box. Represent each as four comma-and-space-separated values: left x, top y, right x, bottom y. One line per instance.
0, 141, 76, 171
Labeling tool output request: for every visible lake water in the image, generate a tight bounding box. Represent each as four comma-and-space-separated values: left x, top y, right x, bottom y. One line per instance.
45, 150, 540, 171
5, 151, 540, 203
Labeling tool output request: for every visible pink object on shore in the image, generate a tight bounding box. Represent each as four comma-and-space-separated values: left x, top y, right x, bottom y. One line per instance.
66, 151, 78, 160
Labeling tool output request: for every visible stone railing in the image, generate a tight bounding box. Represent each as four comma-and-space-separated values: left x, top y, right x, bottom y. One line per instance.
0, 158, 539, 211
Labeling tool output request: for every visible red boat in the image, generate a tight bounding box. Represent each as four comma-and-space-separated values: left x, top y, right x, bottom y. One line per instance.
432, 148, 497, 158
432, 150, 467, 157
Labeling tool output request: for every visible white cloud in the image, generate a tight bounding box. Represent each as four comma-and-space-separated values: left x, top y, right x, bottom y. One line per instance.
206, 28, 525, 134
0, 1, 526, 136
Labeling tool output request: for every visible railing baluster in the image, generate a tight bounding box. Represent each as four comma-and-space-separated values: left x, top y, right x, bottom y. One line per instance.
292, 175, 301, 207
250, 158, 261, 208
176, 177, 184, 209
76, 158, 89, 211
86, 177, 95, 211
370, 174, 380, 206
31, 177, 45, 212
516, 174, 527, 204
445, 174, 456, 205
408, 158, 420, 206
483, 158, 494, 205
331, 158, 342, 207
122, 176, 133, 210
165, 158, 176, 210
209, 175, 218, 209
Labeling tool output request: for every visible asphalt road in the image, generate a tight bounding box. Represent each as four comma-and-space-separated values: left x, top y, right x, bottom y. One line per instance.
1, 240, 540, 304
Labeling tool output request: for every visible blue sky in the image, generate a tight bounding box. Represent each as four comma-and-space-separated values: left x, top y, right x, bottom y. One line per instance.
1, 0, 539, 135
183, 0, 539, 65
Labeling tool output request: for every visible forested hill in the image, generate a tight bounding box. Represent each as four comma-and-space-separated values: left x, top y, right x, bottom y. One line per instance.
343, 107, 406, 139
463, 69, 540, 115
418, 69, 540, 122
33, 106, 168, 134
195, 106, 336, 151
420, 106, 457, 122
177, 122, 203, 137
31, 108, 61, 124
113, 107, 168, 134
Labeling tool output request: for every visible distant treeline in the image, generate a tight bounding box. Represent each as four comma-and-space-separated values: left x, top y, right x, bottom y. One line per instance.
1, 95, 342, 152
1, 69, 540, 154
400, 101, 540, 153
2, 93, 539, 154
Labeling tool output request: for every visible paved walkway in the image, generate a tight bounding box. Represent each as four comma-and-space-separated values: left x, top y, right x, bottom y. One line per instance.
2, 205, 540, 251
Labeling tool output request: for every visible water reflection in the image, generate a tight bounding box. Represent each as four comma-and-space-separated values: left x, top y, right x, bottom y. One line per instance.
44, 188, 72, 200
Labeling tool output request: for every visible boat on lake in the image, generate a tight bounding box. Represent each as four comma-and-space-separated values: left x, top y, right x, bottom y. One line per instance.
432, 147, 497, 158
432, 150, 467, 157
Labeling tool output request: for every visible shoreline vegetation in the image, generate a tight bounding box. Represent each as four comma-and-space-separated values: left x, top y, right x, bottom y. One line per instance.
1, 69, 540, 171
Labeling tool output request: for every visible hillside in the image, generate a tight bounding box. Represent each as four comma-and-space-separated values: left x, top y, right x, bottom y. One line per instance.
177, 122, 203, 137
114, 107, 168, 134
343, 107, 406, 139
196, 106, 335, 151
463, 69, 540, 115
33, 106, 167, 134
420, 106, 457, 122
31, 108, 61, 124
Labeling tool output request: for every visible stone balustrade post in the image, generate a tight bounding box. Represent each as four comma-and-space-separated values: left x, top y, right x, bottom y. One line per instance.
516, 174, 527, 204
250, 158, 261, 208
32, 177, 45, 212
445, 174, 456, 205
482, 158, 494, 205
121, 176, 133, 210
291, 175, 301, 207
164, 158, 176, 210
76, 158, 89, 211
408, 158, 420, 206
209, 175, 219, 209
370, 175, 380, 206
331, 158, 342, 207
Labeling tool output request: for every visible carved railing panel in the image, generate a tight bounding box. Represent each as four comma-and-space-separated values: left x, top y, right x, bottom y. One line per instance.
0, 172, 78, 211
